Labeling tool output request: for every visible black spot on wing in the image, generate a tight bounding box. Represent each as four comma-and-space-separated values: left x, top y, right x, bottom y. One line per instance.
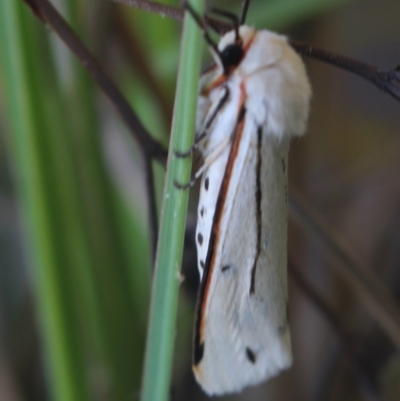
204, 177, 209, 190
221, 265, 230, 272
200, 207, 204, 217
200, 260, 205, 269
197, 233, 203, 245
246, 347, 256, 364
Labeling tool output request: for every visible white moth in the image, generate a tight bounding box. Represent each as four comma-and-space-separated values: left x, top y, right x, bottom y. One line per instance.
192, 25, 311, 395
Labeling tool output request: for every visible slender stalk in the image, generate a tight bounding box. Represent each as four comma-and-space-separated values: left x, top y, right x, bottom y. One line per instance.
140, 1, 204, 400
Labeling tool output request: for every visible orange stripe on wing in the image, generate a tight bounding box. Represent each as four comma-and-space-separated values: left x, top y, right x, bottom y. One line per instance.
201, 74, 227, 96
193, 81, 247, 367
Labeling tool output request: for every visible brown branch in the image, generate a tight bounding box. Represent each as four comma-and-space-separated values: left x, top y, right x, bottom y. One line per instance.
24, 0, 167, 269
290, 41, 400, 103
289, 262, 387, 401
289, 188, 400, 352
110, 0, 400, 103
289, 262, 346, 337
24, 0, 167, 163
24, 0, 46, 21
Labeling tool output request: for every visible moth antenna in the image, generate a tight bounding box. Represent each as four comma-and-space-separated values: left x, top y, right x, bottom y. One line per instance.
240, 0, 250, 25
182, 1, 221, 60
210, 8, 240, 43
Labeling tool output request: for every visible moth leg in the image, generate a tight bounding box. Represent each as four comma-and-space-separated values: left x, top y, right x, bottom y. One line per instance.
174, 86, 230, 158
182, 0, 221, 60
174, 135, 232, 190
195, 135, 232, 176
174, 131, 207, 158
173, 178, 197, 190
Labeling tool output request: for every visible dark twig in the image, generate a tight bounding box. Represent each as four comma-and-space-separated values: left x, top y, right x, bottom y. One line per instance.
289, 262, 385, 401
24, 0, 167, 275
289, 188, 400, 352
24, 0, 167, 163
290, 41, 400, 102
111, 0, 400, 103
289, 262, 345, 336
24, 0, 46, 21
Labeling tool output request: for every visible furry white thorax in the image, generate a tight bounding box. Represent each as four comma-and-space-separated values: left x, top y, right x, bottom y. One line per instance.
215, 26, 310, 138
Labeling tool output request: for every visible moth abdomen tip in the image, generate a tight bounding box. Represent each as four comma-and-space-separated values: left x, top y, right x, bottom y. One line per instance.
194, 341, 205, 366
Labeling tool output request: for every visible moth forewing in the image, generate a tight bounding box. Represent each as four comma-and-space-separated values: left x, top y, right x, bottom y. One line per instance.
193, 26, 311, 395
195, 77, 243, 279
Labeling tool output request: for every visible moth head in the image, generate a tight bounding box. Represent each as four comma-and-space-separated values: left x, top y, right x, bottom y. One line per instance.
217, 26, 256, 74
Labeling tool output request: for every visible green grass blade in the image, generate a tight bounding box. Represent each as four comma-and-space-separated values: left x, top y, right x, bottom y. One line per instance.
0, 1, 90, 400
1, 0, 152, 398
46, 1, 151, 397
140, 1, 204, 400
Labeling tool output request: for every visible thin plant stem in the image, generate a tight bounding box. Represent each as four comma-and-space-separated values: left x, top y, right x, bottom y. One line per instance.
140, 1, 204, 400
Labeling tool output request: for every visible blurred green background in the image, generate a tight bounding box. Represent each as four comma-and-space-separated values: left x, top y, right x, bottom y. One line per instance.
1, 0, 400, 400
